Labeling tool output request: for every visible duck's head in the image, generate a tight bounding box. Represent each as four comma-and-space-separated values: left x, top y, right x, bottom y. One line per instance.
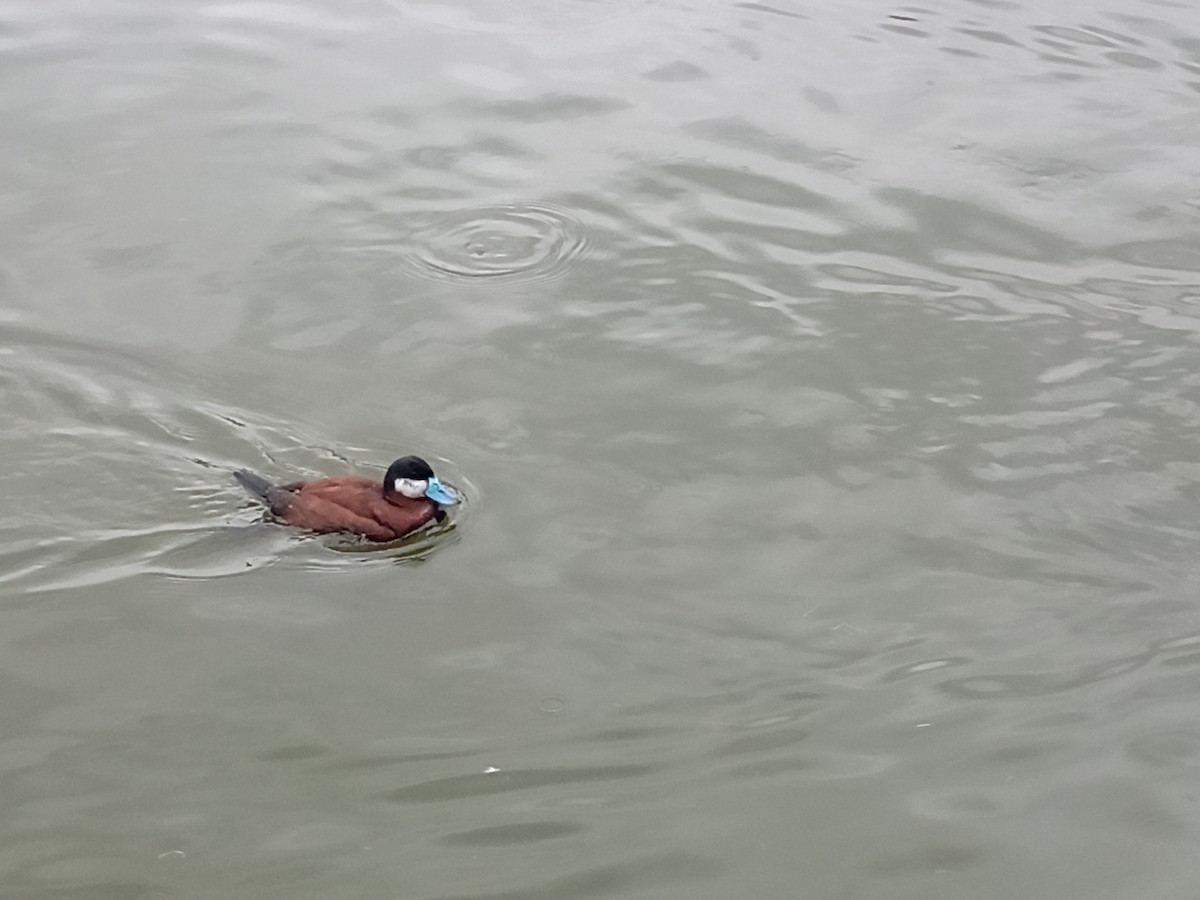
383, 455, 460, 506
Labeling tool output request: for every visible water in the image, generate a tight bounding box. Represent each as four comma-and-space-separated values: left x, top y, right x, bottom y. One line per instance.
3, 0, 1200, 896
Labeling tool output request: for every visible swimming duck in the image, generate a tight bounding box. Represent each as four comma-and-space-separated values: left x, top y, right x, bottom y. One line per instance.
234, 455, 459, 542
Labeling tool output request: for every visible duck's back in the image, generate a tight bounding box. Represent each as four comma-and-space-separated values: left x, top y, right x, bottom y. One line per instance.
285, 475, 379, 502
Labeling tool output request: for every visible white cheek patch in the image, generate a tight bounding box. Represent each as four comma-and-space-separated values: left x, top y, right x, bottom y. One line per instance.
394, 477, 428, 499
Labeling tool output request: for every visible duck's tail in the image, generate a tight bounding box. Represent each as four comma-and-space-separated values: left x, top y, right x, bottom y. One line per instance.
233, 469, 275, 503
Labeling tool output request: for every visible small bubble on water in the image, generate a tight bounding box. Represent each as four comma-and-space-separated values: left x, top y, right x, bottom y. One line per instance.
538, 695, 566, 713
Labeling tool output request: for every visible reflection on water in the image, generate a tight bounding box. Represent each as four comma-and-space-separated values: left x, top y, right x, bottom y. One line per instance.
3, 0, 1200, 897
328, 511, 465, 563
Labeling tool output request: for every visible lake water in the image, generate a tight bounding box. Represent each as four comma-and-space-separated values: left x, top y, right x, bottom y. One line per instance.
3, 0, 1200, 897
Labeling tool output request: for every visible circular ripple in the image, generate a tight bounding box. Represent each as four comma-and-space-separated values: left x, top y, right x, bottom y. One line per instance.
402, 203, 589, 283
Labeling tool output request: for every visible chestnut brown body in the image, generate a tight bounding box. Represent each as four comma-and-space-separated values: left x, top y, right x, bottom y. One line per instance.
267, 475, 438, 542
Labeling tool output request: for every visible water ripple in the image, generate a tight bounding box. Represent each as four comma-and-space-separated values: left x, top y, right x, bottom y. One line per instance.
382, 0, 637, 35
423, 851, 716, 900
399, 202, 591, 283
439, 821, 585, 846
384, 763, 656, 804
0, 324, 466, 594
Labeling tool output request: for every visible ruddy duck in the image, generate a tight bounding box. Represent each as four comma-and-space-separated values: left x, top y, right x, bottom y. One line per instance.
234, 455, 459, 541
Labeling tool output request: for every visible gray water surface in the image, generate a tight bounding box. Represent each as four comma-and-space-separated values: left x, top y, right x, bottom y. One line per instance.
3, 0, 1200, 897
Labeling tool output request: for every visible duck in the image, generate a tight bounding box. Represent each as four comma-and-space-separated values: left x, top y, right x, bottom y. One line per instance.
233, 455, 459, 542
